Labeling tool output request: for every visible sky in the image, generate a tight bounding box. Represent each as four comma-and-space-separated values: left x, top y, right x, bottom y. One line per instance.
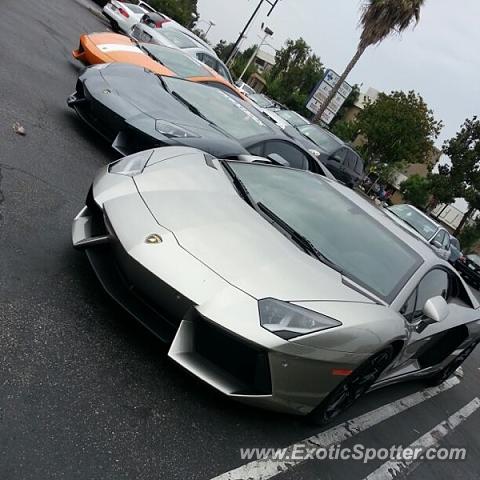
197, 0, 480, 147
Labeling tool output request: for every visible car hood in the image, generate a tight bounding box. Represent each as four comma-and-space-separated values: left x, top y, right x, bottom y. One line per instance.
133, 149, 375, 304
98, 64, 247, 158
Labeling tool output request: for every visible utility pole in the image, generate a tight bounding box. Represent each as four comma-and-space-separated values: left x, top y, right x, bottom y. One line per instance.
226, 0, 281, 66
237, 26, 274, 82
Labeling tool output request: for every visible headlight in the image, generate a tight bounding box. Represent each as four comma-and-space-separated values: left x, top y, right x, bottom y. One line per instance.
109, 151, 150, 176
155, 121, 199, 138
308, 148, 321, 157
259, 298, 341, 339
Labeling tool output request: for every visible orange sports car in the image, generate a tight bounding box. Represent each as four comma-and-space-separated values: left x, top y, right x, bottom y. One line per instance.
73, 32, 245, 99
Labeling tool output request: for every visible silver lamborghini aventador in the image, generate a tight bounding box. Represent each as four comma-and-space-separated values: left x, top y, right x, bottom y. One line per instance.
72, 147, 480, 424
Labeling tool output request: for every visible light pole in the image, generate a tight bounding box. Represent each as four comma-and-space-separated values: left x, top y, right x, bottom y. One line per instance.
195, 18, 216, 35
226, 0, 281, 66
237, 26, 274, 82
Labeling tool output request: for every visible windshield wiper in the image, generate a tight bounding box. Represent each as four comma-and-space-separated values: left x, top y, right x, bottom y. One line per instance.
257, 202, 344, 273
221, 161, 256, 208
170, 91, 212, 123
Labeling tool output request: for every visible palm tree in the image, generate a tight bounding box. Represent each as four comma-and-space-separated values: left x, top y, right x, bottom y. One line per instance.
313, 0, 425, 123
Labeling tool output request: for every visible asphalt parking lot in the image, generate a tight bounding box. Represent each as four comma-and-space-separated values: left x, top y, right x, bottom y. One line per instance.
1, 1, 480, 479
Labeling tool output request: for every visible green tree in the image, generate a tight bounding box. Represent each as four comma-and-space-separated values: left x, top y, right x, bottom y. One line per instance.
400, 175, 430, 208
214, 40, 233, 62
313, 0, 426, 122
354, 90, 442, 166
444, 117, 480, 235
148, 0, 198, 27
459, 218, 480, 253
264, 38, 324, 113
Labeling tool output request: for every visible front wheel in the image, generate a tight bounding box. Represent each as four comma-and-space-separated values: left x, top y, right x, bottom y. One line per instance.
425, 340, 478, 387
309, 347, 394, 426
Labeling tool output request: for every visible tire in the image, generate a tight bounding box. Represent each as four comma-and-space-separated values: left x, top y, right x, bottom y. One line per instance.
308, 346, 394, 426
109, 19, 120, 32
425, 340, 478, 387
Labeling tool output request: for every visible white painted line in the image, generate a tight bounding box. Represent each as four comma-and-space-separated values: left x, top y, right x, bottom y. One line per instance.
364, 397, 480, 480
210, 377, 460, 480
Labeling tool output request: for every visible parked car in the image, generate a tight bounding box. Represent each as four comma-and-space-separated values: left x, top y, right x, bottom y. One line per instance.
275, 109, 310, 128
289, 124, 365, 188
235, 81, 256, 96
73, 146, 480, 423
129, 16, 234, 83
72, 33, 244, 99
449, 236, 463, 264
455, 254, 480, 289
386, 204, 452, 260
67, 63, 333, 178
102, 1, 149, 33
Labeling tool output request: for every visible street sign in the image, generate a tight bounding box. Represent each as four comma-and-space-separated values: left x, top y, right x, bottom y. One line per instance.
306, 69, 352, 124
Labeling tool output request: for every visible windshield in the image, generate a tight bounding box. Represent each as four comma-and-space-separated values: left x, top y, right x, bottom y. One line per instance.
163, 77, 272, 139
277, 110, 309, 127
298, 125, 342, 153
141, 44, 211, 78
250, 94, 274, 108
388, 204, 438, 241
227, 162, 422, 301
160, 29, 199, 49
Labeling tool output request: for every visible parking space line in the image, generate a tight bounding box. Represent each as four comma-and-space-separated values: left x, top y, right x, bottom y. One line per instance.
209, 377, 460, 480
363, 397, 480, 480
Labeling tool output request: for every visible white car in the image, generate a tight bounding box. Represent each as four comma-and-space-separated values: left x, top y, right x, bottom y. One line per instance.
386, 204, 452, 261
103, 1, 149, 33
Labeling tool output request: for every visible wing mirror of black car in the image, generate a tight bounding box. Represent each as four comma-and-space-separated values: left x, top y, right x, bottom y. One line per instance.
267, 153, 289, 167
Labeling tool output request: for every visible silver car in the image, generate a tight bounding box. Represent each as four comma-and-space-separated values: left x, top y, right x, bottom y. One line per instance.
129, 19, 233, 83
386, 204, 452, 261
72, 147, 480, 424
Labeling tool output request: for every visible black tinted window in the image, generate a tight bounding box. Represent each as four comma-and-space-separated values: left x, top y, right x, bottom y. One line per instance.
332, 148, 347, 163
263, 141, 309, 170
414, 269, 449, 318
354, 156, 364, 175
345, 150, 357, 170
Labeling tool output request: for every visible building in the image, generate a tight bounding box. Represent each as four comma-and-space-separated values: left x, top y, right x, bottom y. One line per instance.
343, 87, 379, 122
253, 49, 276, 75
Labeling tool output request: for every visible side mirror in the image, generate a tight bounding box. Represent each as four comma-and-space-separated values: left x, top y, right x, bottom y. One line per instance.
431, 240, 442, 249
267, 153, 289, 167
422, 296, 449, 323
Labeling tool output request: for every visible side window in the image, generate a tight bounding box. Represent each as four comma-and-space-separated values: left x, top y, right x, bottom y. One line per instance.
216, 61, 232, 82
432, 230, 446, 246
196, 53, 204, 62
442, 232, 451, 249
412, 269, 450, 320
201, 54, 217, 70
345, 150, 357, 170
246, 143, 265, 156
354, 156, 364, 175
332, 148, 347, 163
263, 141, 309, 170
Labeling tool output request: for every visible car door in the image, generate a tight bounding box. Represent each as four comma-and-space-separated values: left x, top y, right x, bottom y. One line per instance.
326, 147, 348, 181
431, 230, 450, 260
390, 268, 478, 374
